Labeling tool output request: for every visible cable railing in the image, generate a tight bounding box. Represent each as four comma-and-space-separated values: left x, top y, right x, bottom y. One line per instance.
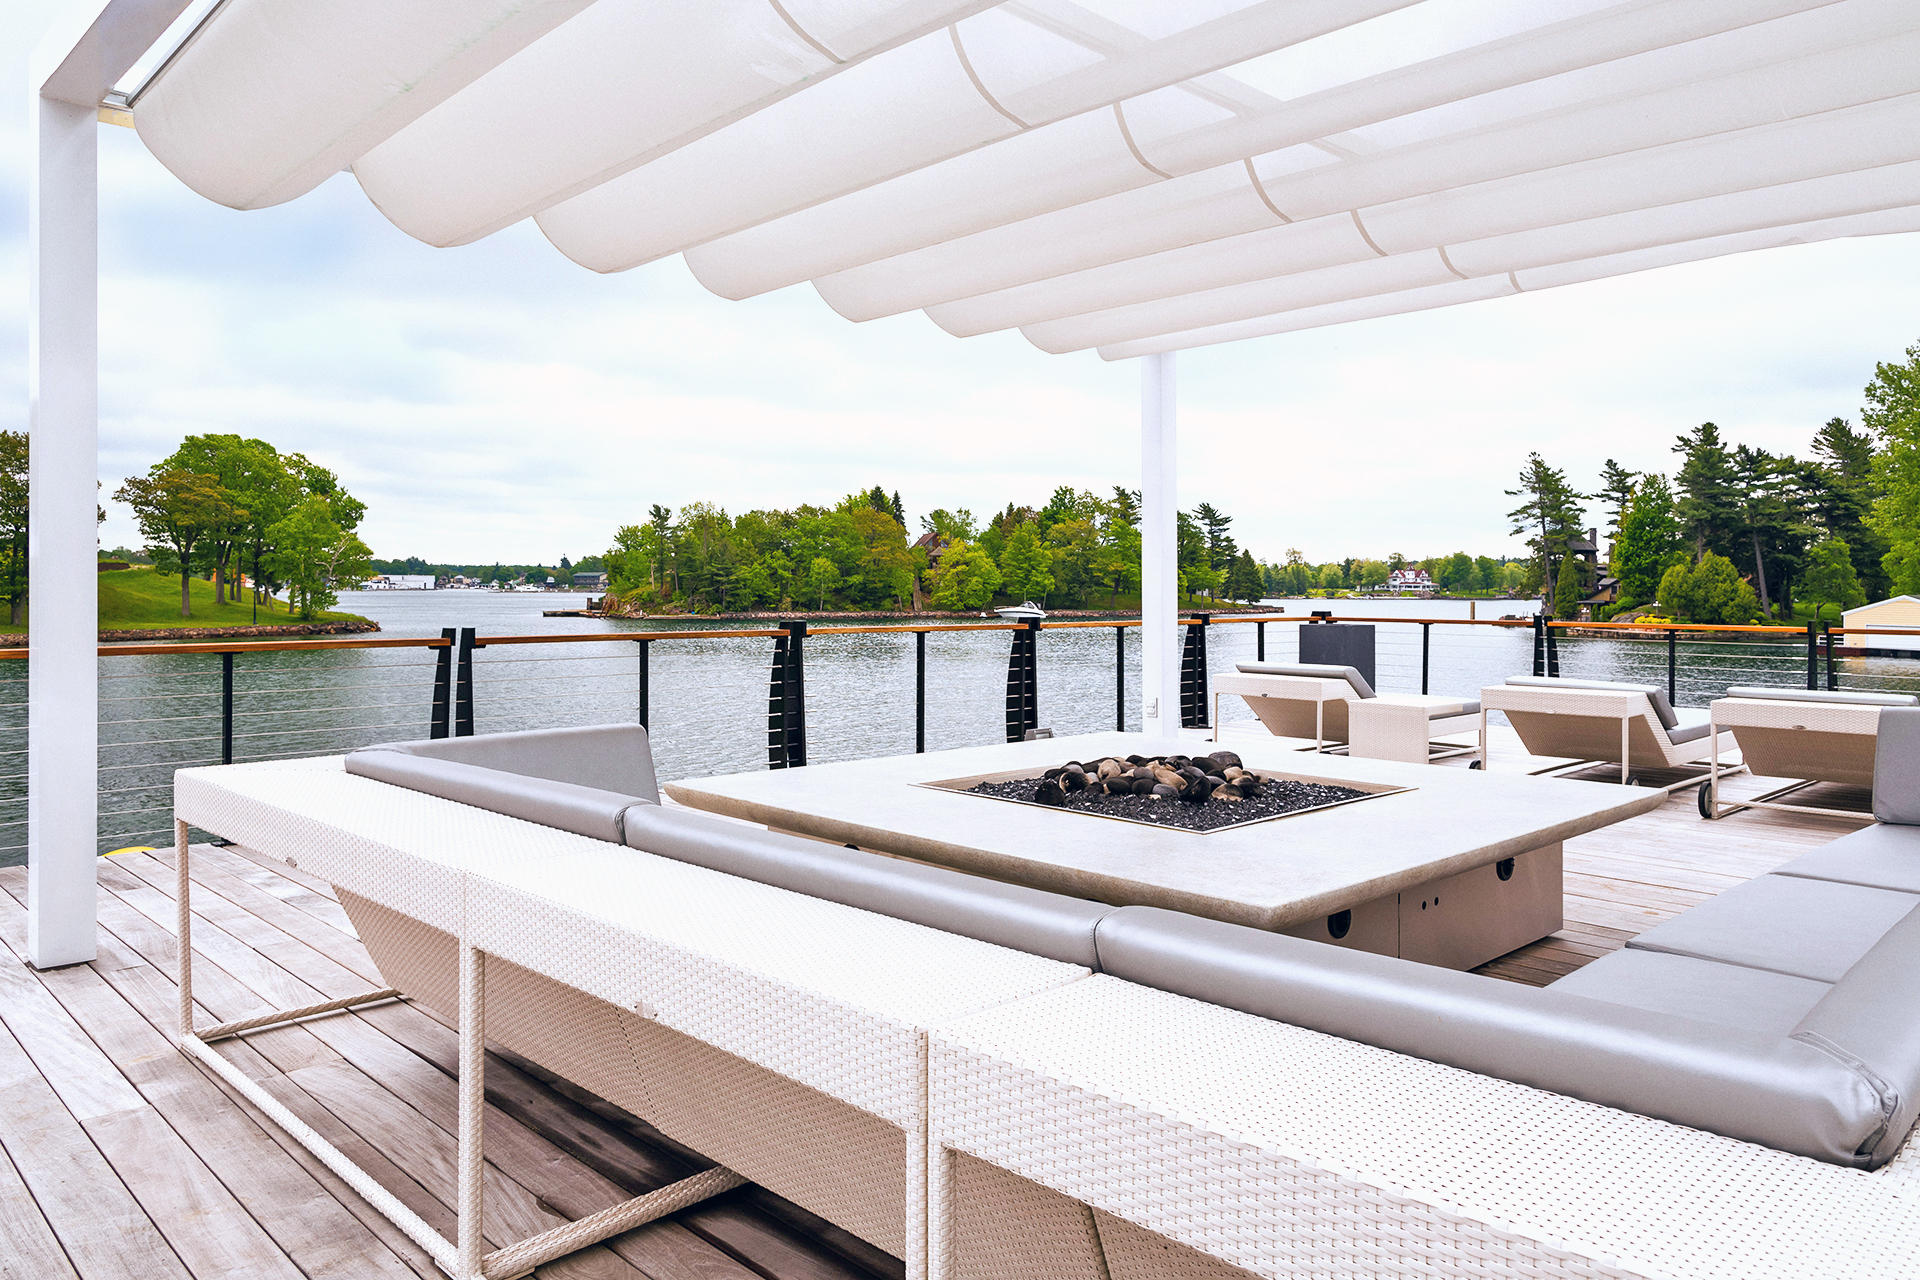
0, 611, 1916, 865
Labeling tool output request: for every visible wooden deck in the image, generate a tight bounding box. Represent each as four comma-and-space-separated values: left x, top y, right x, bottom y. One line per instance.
0, 728, 1876, 1279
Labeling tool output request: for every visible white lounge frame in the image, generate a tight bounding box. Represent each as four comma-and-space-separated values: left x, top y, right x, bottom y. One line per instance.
171, 822, 744, 1280
1704, 697, 1884, 822
1477, 685, 1747, 794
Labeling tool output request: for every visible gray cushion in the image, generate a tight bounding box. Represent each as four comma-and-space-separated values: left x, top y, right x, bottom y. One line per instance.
1430, 700, 1480, 719
1505, 675, 1679, 730
1548, 949, 1831, 1037
1875, 707, 1920, 824
1235, 662, 1375, 698
1790, 904, 1920, 1168
1773, 823, 1920, 894
1727, 686, 1919, 707
367, 724, 660, 804
1624, 874, 1920, 983
622, 805, 1113, 968
1092, 905, 1901, 1168
1667, 718, 1714, 744
345, 751, 649, 843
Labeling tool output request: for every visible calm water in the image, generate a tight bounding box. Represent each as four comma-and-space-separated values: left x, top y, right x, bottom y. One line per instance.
1, 590, 1916, 865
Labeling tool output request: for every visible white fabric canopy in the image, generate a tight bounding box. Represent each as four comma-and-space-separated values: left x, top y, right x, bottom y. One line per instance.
127, 0, 1920, 358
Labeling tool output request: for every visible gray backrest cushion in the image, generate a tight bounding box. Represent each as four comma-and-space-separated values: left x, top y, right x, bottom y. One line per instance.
1726, 686, 1919, 707
1093, 905, 1897, 1168
1875, 707, 1920, 825
1791, 904, 1920, 1167
345, 751, 649, 843
1505, 675, 1679, 730
623, 805, 1112, 967
1234, 662, 1375, 698
370, 724, 659, 803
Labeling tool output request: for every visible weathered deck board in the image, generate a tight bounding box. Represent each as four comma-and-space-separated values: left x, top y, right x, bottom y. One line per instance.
0, 730, 1874, 1277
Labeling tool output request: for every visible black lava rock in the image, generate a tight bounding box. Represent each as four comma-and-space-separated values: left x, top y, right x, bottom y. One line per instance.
1033, 779, 1066, 806
1061, 770, 1088, 792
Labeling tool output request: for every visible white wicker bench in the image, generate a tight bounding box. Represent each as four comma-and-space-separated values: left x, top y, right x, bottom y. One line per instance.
926, 973, 1920, 1280
175, 755, 1088, 1280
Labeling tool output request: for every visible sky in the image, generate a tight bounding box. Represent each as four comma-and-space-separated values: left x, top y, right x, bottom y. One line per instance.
6, 5, 1920, 569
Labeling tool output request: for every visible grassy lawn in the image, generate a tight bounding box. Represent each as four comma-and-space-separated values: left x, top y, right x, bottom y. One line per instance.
0, 567, 371, 635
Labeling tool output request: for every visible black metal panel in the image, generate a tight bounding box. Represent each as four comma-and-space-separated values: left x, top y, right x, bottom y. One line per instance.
220, 652, 234, 764
454, 628, 476, 737
634, 637, 650, 730
1004, 619, 1039, 742
768, 620, 808, 768
431, 627, 454, 739
1179, 614, 1209, 729
1300, 621, 1374, 690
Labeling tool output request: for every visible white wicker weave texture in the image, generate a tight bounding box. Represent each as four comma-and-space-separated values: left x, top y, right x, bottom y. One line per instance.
464, 844, 1085, 1130
929, 976, 1920, 1280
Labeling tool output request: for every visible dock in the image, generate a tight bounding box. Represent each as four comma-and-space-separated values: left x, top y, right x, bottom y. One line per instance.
0, 727, 1870, 1279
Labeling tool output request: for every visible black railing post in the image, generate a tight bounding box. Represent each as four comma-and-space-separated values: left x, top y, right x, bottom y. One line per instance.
1806, 618, 1818, 690
1004, 619, 1039, 742
1824, 620, 1837, 691
915, 630, 926, 754
1420, 622, 1431, 695
454, 628, 476, 736
634, 638, 650, 730
1545, 617, 1560, 678
1179, 613, 1210, 729
221, 652, 234, 764
1532, 613, 1546, 677
1114, 625, 1126, 731
1256, 619, 1266, 663
431, 627, 454, 738
768, 620, 808, 768
1666, 629, 1677, 708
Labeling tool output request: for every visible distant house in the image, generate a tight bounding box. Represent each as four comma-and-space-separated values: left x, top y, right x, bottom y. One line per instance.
573, 572, 608, 589
366, 574, 436, 591
1385, 568, 1435, 594
1841, 595, 1920, 656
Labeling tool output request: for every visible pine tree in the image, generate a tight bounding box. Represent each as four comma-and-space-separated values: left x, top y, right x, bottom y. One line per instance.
1226, 550, 1262, 602
1672, 423, 1742, 560
1595, 458, 1639, 547
1191, 502, 1237, 571
1505, 453, 1587, 607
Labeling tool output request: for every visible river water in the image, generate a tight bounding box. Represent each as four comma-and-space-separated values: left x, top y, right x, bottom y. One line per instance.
2, 590, 1917, 865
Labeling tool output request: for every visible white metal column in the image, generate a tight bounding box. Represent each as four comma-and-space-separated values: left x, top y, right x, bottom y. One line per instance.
27, 92, 100, 969
1139, 352, 1179, 740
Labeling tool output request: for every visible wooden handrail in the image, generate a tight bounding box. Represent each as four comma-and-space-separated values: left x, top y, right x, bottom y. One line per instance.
0, 634, 450, 660
472, 629, 783, 645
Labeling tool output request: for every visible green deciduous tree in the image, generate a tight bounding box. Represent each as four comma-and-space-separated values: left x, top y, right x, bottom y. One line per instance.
0, 431, 26, 624
115, 470, 245, 618
998, 523, 1054, 602
266, 495, 371, 619
1867, 339, 1920, 594
1614, 474, 1686, 606
928, 540, 1001, 609
1800, 538, 1868, 620
1656, 553, 1759, 625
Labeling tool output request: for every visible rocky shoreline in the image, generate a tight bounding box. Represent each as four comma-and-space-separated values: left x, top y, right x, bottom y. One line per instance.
0, 620, 383, 647
601, 604, 1291, 623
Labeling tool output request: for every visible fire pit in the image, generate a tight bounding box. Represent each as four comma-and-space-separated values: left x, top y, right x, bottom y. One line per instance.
922, 749, 1411, 834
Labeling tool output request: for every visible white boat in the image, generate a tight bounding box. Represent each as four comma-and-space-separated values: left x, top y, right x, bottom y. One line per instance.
992, 601, 1047, 619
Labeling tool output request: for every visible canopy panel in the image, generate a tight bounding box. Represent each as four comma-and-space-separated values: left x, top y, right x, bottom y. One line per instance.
125, 0, 1920, 357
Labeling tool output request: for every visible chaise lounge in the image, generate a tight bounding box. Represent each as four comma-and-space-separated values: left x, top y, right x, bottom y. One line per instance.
1479, 674, 1740, 790
173, 714, 1920, 1278
1703, 685, 1918, 820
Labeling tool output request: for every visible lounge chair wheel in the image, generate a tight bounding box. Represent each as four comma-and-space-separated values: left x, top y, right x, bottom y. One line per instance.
1468, 759, 1482, 770
1698, 785, 1716, 819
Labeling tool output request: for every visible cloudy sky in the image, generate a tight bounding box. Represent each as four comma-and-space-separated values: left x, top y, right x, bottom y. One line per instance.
6, 5, 1919, 569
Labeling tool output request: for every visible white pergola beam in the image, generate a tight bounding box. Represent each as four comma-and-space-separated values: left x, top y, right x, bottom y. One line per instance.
27, 0, 187, 969
1139, 351, 1179, 740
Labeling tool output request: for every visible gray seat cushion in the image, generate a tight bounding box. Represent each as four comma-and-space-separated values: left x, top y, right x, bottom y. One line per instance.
345, 751, 649, 843
1430, 701, 1481, 719
1726, 686, 1918, 707
1548, 949, 1831, 1037
1624, 874, 1920, 982
1772, 823, 1920, 894
1505, 675, 1680, 730
1092, 905, 1903, 1168
366, 724, 660, 804
623, 805, 1113, 968
1235, 662, 1375, 698
1876, 707, 1920, 824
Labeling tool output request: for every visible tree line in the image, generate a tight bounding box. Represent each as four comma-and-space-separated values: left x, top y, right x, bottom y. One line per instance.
112, 435, 371, 620
599, 487, 1284, 614
1507, 337, 1920, 624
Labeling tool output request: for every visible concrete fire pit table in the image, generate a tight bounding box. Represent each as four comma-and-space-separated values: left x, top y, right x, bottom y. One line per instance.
666, 732, 1662, 971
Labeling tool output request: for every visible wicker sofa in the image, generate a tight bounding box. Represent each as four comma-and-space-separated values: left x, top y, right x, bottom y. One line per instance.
176, 717, 1920, 1278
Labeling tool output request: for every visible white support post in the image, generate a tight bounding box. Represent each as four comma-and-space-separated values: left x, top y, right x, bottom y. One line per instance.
1139, 352, 1180, 740
27, 91, 100, 969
